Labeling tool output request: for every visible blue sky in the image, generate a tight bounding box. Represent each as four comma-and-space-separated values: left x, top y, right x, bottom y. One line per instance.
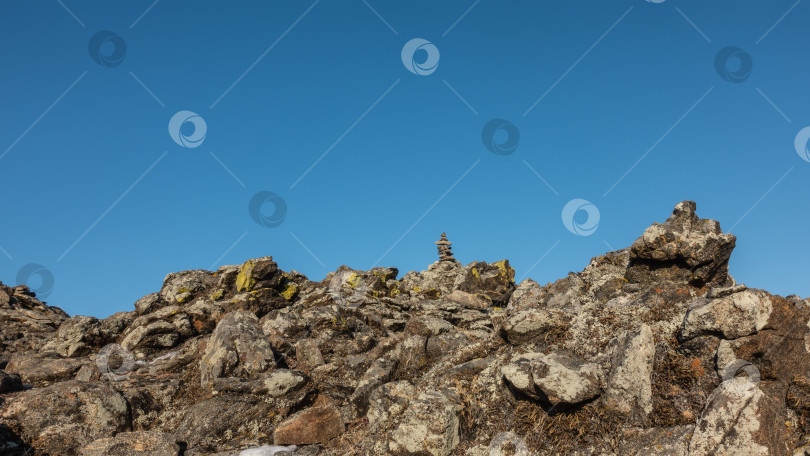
1, 1, 808, 318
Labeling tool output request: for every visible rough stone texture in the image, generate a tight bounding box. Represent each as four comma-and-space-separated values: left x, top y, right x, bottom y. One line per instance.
174, 395, 281, 451
80, 431, 181, 456
0, 381, 130, 455
680, 289, 773, 340
200, 310, 276, 384
501, 308, 568, 345
159, 269, 217, 304
273, 403, 345, 445
688, 379, 790, 455
626, 200, 736, 287
6, 352, 87, 385
389, 390, 461, 456
502, 351, 602, 408
0, 201, 807, 455
41, 315, 104, 357
604, 324, 655, 421
506, 279, 545, 310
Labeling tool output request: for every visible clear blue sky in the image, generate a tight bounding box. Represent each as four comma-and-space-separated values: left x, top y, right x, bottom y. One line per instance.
1, 1, 808, 318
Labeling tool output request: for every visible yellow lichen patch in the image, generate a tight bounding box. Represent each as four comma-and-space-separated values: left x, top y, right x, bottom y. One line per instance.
471, 268, 479, 279
390, 287, 400, 297
412, 286, 421, 292
236, 260, 256, 292
345, 272, 361, 288
280, 283, 298, 300
371, 269, 396, 282
210, 289, 224, 301
495, 260, 515, 284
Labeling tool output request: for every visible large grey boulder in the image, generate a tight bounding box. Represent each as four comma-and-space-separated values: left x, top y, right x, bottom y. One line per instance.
604, 324, 655, 421
688, 378, 790, 455
200, 311, 276, 384
680, 289, 772, 340
502, 351, 602, 408
626, 201, 736, 287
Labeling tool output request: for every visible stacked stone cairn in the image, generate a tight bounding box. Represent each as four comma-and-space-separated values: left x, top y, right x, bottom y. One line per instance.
435, 232, 457, 263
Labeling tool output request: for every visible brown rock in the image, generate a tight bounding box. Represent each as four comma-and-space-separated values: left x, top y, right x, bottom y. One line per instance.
274, 404, 345, 445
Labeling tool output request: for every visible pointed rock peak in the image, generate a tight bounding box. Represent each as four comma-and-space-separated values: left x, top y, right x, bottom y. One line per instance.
626, 201, 736, 287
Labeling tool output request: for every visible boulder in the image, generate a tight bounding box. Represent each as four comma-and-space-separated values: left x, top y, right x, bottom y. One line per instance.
502, 351, 602, 408
507, 279, 545, 310
0, 381, 130, 455
688, 378, 790, 455
174, 395, 279, 452
604, 324, 655, 421
680, 289, 772, 340
159, 269, 217, 304
6, 352, 87, 385
351, 356, 398, 415
626, 201, 736, 286
41, 315, 103, 357
501, 308, 568, 345
453, 260, 516, 306
200, 311, 276, 384
273, 403, 344, 445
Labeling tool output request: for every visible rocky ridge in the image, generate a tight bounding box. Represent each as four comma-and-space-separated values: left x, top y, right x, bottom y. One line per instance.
1, 201, 809, 455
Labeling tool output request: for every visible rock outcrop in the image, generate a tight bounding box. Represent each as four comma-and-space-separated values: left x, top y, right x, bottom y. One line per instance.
0, 201, 807, 455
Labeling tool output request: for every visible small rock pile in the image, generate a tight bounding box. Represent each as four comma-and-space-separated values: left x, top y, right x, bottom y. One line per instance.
435, 232, 457, 263
0, 201, 808, 456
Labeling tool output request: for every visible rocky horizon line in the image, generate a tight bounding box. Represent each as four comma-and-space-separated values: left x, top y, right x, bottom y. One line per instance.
1, 200, 808, 455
